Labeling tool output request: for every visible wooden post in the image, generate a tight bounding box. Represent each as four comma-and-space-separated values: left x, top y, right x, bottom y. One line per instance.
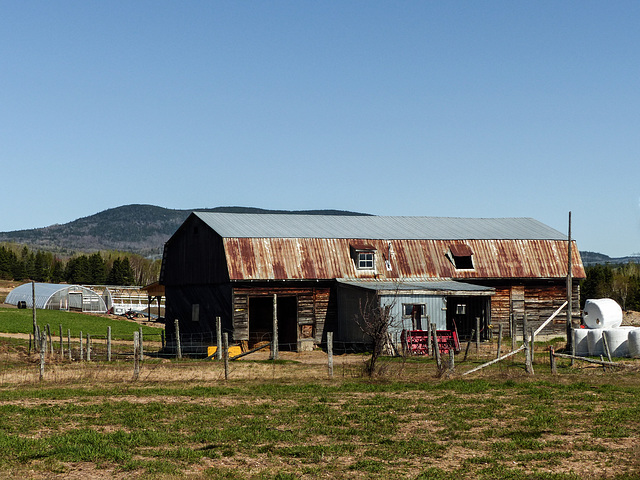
271, 294, 279, 360
161, 330, 165, 349
107, 326, 112, 362
39, 332, 45, 381
571, 328, 575, 367
47, 324, 53, 356
432, 323, 441, 368
59, 324, 63, 357
524, 329, 534, 375
449, 348, 455, 373
35, 325, 40, 352
216, 316, 222, 360
510, 313, 516, 351
79, 331, 84, 361
602, 331, 613, 363
28, 333, 32, 355
223, 332, 229, 380
550, 346, 557, 374
86, 333, 91, 362
426, 316, 431, 356
496, 324, 503, 359
32, 281, 37, 340
139, 327, 144, 359
530, 327, 535, 364
175, 319, 182, 359
67, 329, 71, 361
463, 329, 475, 362
328, 332, 335, 375
133, 331, 140, 380
476, 317, 481, 352
566, 211, 573, 353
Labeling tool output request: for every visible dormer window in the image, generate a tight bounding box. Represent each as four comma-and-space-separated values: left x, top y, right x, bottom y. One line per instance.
350, 243, 376, 270
446, 244, 474, 270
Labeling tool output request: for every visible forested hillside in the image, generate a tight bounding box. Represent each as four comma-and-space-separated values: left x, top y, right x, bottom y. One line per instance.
0, 204, 367, 256
0, 244, 158, 286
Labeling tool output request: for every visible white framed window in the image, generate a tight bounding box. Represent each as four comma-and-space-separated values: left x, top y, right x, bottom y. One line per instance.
357, 251, 374, 270
403, 304, 426, 317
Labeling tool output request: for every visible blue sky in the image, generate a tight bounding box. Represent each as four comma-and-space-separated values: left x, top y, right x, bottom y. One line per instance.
1, 1, 639, 257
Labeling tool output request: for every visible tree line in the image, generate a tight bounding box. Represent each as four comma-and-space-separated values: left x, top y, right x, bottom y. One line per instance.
581, 262, 640, 311
0, 243, 161, 286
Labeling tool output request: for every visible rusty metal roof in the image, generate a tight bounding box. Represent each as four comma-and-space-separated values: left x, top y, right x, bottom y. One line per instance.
223, 237, 585, 281
194, 212, 567, 240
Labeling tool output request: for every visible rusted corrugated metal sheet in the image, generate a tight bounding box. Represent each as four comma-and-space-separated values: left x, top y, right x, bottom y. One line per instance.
223, 238, 585, 281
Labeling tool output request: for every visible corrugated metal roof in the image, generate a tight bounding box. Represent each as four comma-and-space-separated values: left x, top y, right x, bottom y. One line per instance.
194, 212, 567, 241
337, 279, 494, 294
223, 237, 586, 281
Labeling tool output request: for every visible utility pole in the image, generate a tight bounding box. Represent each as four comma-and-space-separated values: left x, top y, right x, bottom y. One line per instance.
566, 211, 573, 352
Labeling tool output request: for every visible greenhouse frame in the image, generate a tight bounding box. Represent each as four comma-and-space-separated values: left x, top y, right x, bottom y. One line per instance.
5, 283, 108, 313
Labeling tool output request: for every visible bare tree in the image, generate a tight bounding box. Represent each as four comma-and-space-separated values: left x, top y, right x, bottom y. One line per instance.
356, 292, 399, 377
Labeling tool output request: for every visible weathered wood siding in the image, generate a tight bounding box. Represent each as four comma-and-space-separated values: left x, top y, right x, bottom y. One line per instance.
486, 281, 581, 336
231, 285, 335, 344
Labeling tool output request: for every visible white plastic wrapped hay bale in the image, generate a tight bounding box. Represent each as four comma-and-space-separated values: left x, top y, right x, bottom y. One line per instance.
587, 329, 603, 356
582, 298, 623, 329
602, 327, 635, 357
629, 329, 640, 358
573, 328, 590, 356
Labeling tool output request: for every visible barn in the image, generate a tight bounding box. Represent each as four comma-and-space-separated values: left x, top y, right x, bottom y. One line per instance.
159, 212, 585, 353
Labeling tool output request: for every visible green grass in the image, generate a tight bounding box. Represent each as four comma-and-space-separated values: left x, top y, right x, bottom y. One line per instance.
0, 376, 637, 479
0, 305, 162, 340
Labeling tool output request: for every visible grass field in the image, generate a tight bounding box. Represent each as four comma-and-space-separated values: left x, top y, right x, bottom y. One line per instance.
0, 331, 639, 480
0, 305, 163, 340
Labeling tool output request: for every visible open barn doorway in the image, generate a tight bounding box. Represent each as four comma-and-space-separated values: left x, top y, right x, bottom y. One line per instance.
446, 296, 489, 341
248, 296, 298, 350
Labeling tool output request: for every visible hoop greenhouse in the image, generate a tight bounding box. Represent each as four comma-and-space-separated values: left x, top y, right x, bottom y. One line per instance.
5, 283, 108, 313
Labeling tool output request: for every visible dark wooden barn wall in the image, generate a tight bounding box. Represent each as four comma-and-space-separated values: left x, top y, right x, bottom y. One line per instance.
488, 282, 580, 336
164, 284, 233, 337
232, 286, 336, 344
161, 214, 230, 286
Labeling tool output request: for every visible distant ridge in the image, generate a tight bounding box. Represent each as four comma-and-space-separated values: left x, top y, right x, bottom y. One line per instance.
580, 251, 640, 266
0, 204, 370, 257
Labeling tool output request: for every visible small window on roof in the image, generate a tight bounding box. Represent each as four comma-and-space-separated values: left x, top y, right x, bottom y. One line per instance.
351, 244, 376, 270
446, 244, 474, 270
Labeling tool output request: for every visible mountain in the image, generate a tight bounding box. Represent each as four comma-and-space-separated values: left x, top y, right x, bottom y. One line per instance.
0, 204, 369, 257
580, 251, 640, 266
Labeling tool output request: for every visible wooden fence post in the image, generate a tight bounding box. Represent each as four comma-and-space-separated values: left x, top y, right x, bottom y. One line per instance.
39, 332, 45, 381
524, 329, 534, 375
139, 327, 144, 359
175, 319, 182, 359
530, 327, 535, 364
549, 346, 557, 374
602, 331, 613, 363
432, 323, 441, 368
476, 317, 481, 352
216, 316, 222, 360
463, 329, 475, 362
511, 313, 516, 351
32, 281, 37, 342
107, 326, 112, 362
59, 324, 63, 357
47, 324, 53, 356
327, 332, 334, 378
133, 331, 140, 380
449, 348, 455, 373
79, 331, 84, 361
87, 333, 91, 362
496, 324, 503, 360
271, 294, 279, 360
223, 332, 229, 380
67, 329, 71, 361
